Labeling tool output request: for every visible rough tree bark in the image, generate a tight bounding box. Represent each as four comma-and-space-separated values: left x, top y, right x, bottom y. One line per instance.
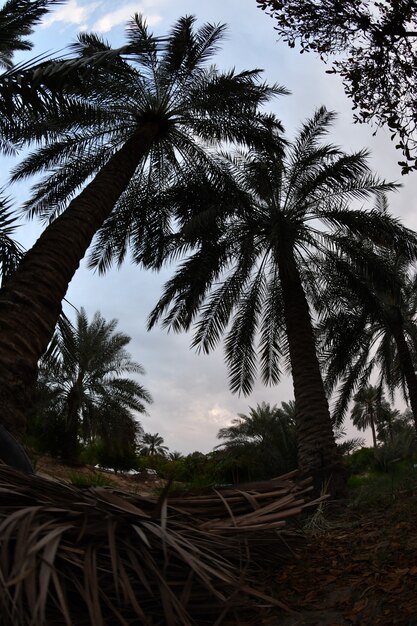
277, 244, 346, 497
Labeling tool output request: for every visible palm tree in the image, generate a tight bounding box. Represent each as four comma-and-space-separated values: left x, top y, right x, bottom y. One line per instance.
0, 15, 283, 441
169, 450, 184, 461
38, 308, 152, 462
140, 432, 168, 457
149, 107, 416, 492
217, 402, 298, 479
350, 386, 392, 448
321, 228, 417, 432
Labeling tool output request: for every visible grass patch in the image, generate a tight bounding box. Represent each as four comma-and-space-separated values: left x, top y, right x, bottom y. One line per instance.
348, 462, 417, 509
69, 472, 114, 488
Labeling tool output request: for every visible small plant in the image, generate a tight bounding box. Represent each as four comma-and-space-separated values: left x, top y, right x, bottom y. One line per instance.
69, 472, 114, 488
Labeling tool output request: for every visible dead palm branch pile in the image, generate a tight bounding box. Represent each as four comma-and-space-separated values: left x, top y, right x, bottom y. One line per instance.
0, 465, 324, 625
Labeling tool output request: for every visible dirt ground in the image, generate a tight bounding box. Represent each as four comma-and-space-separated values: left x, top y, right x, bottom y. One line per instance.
263, 493, 417, 626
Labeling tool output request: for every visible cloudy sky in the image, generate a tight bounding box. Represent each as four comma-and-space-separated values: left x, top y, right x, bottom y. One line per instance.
5, 0, 417, 453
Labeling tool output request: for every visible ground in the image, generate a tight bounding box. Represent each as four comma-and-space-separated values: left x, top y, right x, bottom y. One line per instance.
36, 457, 417, 625
265, 493, 417, 626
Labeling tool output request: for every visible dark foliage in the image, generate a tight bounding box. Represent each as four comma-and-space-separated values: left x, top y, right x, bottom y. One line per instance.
257, 0, 417, 173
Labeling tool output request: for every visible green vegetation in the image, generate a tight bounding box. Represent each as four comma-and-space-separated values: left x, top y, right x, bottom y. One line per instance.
68, 471, 114, 488
216, 402, 298, 481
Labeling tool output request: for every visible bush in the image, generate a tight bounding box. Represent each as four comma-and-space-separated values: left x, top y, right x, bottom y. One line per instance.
344, 446, 375, 473
373, 431, 417, 472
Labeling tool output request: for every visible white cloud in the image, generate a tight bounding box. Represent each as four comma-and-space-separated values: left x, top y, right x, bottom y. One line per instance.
42, 0, 100, 29
92, 5, 162, 33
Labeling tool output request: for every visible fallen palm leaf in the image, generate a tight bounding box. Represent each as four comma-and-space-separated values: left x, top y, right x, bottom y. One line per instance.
0, 465, 322, 624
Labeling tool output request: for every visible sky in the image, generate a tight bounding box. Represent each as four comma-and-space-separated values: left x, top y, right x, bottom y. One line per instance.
4, 0, 417, 453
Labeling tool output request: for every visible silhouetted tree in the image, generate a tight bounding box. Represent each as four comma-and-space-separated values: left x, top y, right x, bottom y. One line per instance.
257, 0, 417, 172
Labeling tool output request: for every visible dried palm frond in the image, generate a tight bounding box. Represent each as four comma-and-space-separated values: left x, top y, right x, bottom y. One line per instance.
0, 466, 322, 625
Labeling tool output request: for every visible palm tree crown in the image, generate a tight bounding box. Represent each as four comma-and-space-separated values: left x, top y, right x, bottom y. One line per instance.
140, 432, 168, 457
320, 231, 417, 432
13, 15, 284, 225
217, 402, 298, 479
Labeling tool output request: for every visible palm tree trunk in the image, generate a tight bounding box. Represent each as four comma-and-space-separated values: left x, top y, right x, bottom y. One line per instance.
369, 408, 378, 448
62, 386, 80, 464
277, 245, 345, 496
0, 123, 160, 439
392, 325, 417, 433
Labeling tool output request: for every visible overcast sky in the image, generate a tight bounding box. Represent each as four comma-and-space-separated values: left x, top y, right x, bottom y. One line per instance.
5, 0, 417, 453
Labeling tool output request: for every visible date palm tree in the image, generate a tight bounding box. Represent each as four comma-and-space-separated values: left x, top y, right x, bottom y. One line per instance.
140, 432, 168, 457
321, 232, 417, 433
148, 107, 417, 493
217, 401, 298, 479
350, 386, 392, 448
0, 14, 283, 441
38, 308, 152, 463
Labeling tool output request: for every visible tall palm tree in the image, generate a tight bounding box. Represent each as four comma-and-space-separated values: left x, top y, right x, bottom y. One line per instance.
140, 432, 168, 457
149, 107, 417, 492
0, 15, 283, 440
39, 308, 152, 462
350, 386, 392, 448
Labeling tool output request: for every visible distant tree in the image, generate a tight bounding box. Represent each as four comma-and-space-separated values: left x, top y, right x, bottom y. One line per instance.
217, 402, 298, 479
375, 407, 417, 445
140, 432, 168, 457
38, 308, 151, 462
350, 386, 392, 448
257, 0, 417, 173
169, 450, 184, 461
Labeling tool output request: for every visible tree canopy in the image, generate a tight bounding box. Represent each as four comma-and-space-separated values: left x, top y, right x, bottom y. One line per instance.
257, 0, 417, 173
